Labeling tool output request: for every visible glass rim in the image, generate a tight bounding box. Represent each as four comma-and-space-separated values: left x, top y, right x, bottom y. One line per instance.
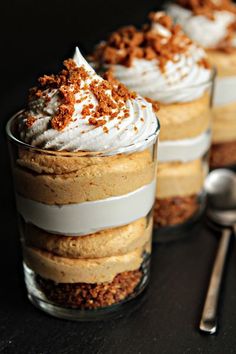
6, 110, 160, 157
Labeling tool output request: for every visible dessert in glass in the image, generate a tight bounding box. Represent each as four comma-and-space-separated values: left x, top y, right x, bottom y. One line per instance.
167, 0, 236, 168
6, 48, 160, 320
92, 13, 214, 241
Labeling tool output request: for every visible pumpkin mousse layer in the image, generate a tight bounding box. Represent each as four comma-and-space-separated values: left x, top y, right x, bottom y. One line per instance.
24, 217, 152, 259
23, 244, 148, 284
156, 158, 206, 199
158, 93, 211, 141
14, 148, 155, 205
207, 50, 236, 77
212, 101, 236, 144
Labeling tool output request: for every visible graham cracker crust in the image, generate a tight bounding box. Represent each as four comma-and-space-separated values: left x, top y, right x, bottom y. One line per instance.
210, 140, 236, 168
154, 195, 199, 227
37, 270, 142, 309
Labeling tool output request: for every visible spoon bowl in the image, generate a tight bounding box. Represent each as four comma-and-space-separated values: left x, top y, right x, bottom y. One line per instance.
199, 169, 236, 334
207, 209, 236, 227
205, 169, 236, 212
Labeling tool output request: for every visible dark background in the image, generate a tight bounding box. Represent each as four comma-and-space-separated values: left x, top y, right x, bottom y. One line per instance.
1, 0, 164, 112
1, 1, 236, 353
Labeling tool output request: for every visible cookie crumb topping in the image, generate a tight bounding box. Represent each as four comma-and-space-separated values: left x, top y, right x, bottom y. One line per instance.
25, 58, 140, 132
25, 115, 36, 128
177, 0, 236, 52
92, 13, 210, 69
177, 0, 236, 18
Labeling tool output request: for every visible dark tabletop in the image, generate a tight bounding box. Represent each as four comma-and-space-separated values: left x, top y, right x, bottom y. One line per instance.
1, 201, 236, 354
1, 1, 236, 353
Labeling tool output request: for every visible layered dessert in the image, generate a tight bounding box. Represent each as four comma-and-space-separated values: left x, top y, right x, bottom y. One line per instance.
92, 12, 213, 230
8, 48, 159, 314
167, 0, 236, 168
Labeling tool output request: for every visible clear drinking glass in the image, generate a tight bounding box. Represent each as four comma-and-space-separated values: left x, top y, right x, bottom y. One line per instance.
210, 66, 236, 169
6, 112, 160, 320
153, 71, 215, 242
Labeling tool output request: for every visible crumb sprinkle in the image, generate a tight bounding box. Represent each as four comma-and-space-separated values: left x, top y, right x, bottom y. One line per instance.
92, 12, 210, 70
177, 0, 236, 52
25, 115, 36, 128
103, 126, 109, 134
145, 97, 160, 112
26, 58, 142, 132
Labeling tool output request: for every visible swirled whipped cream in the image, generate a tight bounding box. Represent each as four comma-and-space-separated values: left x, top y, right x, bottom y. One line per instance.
18, 48, 158, 152
93, 12, 212, 104
167, 0, 236, 50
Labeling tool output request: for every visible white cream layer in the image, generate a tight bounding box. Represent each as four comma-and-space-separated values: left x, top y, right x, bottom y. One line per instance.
16, 181, 156, 236
213, 76, 236, 106
158, 129, 211, 162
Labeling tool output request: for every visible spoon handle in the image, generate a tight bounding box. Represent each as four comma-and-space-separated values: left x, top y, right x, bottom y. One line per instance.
233, 224, 236, 238
199, 228, 231, 334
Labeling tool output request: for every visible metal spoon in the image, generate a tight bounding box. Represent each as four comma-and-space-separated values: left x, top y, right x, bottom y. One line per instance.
199, 169, 236, 334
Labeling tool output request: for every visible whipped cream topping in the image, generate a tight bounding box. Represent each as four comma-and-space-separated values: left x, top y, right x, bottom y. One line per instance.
96, 13, 212, 104
111, 51, 211, 104
16, 181, 156, 236
18, 48, 158, 153
167, 4, 236, 49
